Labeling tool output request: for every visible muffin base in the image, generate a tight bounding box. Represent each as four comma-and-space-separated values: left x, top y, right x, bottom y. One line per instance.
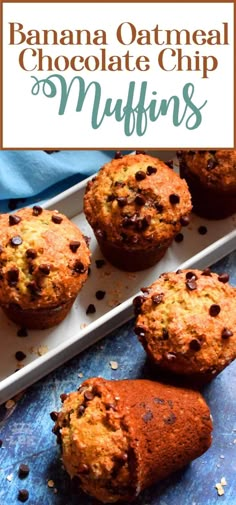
96, 238, 172, 271
179, 163, 236, 220
1, 298, 75, 329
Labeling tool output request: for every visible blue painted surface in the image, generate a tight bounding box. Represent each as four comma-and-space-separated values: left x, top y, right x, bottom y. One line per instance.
0, 251, 236, 505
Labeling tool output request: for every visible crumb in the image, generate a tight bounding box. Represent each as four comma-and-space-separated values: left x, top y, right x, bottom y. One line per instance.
5, 399, 16, 409
127, 273, 137, 280
220, 477, 227, 486
6, 473, 13, 482
30, 345, 48, 356
78, 372, 83, 378
109, 361, 119, 370
80, 323, 87, 329
47, 479, 55, 488
215, 483, 225, 496
220, 455, 225, 459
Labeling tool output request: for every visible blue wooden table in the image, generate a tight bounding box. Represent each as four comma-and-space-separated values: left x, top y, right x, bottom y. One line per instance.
0, 251, 236, 505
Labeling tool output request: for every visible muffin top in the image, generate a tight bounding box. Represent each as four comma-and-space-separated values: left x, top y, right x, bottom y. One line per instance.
177, 150, 236, 192
0, 207, 91, 309
84, 153, 192, 249
134, 269, 236, 374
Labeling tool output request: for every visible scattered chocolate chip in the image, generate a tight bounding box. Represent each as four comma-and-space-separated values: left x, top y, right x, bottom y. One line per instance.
221, 328, 233, 339
134, 325, 146, 338
218, 273, 229, 284
186, 271, 197, 280
95, 259, 106, 269
207, 158, 218, 170
146, 166, 157, 175
73, 261, 86, 274
10, 235, 22, 247
135, 170, 146, 181
107, 194, 115, 202
152, 293, 164, 305
162, 329, 169, 340
26, 248, 37, 259
198, 225, 207, 235
114, 151, 123, 159
69, 241, 81, 253
32, 205, 43, 216
15, 351, 26, 361
155, 203, 164, 213
27, 281, 41, 296
180, 215, 190, 227
135, 194, 146, 206
133, 295, 145, 315
7, 268, 19, 286
17, 489, 29, 502
165, 160, 174, 169
51, 214, 63, 224
17, 327, 28, 338
174, 233, 184, 243
142, 411, 153, 422
9, 215, 21, 226
95, 290, 106, 300
18, 464, 30, 478
164, 412, 176, 425
49, 411, 58, 422
84, 390, 94, 401
201, 267, 212, 276
209, 304, 221, 317
189, 339, 201, 351
86, 304, 96, 315
117, 197, 127, 208
60, 393, 68, 402
169, 194, 180, 204
186, 279, 197, 290
136, 150, 146, 155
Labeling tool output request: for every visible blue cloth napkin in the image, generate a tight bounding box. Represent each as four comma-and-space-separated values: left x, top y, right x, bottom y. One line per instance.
0, 150, 122, 212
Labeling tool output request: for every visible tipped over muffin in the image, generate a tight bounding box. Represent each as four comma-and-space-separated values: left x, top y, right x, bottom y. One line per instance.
0, 207, 91, 329
84, 153, 192, 271
52, 377, 212, 503
134, 268, 236, 383
177, 150, 236, 219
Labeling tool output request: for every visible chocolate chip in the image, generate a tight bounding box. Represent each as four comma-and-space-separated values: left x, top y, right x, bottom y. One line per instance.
186, 279, 197, 290
201, 267, 212, 276
164, 412, 176, 425
135, 194, 146, 206
117, 197, 127, 207
95, 259, 106, 268
84, 390, 94, 401
114, 151, 123, 159
86, 304, 96, 315
198, 225, 207, 235
18, 464, 30, 478
186, 271, 197, 280
135, 170, 146, 181
78, 463, 89, 474
32, 205, 43, 216
95, 290, 105, 300
96, 229, 107, 240
7, 268, 19, 285
155, 203, 164, 213
134, 325, 146, 338
207, 158, 218, 170
51, 214, 63, 224
165, 160, 174, 169
146, 166, 157, 175
17, 327, 28, 338
9, 214, 21, 226
133, 295, 145, 315
162, 329, 169, 340
26, 248, 37, 259
221, 328, 233, 339
39, 264, 50, 275
180, 215, 190, 227
218, 273, 229, 283
60, 393, 68, 402
15, 351, 26, 361
69, 241, 81, 253
189, 339, 201, 351
27, 281, 41, 296
169, 194, 180, 204
122, 216, 133, 228
136, 150, 146, 155
73, 261, 86, 274
136, 215, 151, 231
44, 150, 60, 154
107, 194, 115, 202
49, 411, 58, 422
152, 293, 164, 305
153, 398, 165, 404
174, 233, 184, 243
18, 489, 29, 502
209, 304, 221, 317
77, 405, 85, 417
142, 411, 153, 422
10, 235, 22, 246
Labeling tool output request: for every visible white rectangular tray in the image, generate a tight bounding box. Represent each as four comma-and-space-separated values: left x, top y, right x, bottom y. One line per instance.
1, 154, 236, 404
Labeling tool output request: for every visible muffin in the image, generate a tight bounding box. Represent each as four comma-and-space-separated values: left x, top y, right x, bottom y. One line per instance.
84, 153, 192, 271
0, 206, 91, 329
177, 150, 236, 219
52, 377, 212, 503
134, 269, 236, 383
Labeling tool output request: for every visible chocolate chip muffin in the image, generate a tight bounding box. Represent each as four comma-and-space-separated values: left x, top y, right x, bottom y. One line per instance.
177, 150, 236, 219
84, 153, 192, 271
52, 377, 212, 503
0, 207, 91, 329
134, 269, 236, 383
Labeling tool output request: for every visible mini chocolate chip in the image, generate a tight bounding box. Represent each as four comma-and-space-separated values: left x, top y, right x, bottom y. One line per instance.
135, 170, 146, 181
95, 290, 106, 300
136, 215, 151, 231
221, 328, 233, 339
218, 273, 229, 283
117, 197, 127, 207
174, 233, 184, 243
186, 279, 197, 290
180, 215, 190, 226
32, 205, 43, 216
95, 259, 106, 268
114, 151, 123, 159
209, 304, 221, 317
133, 295, 145, 315
135, 194, 146, 206
18, 489, 29, 502
107, 194, 115, 202
189, 339, 201, 351
136, 150, 146, 155
134, 326, 146, 338
7, 268, 19, 285
142, 411, 153, 422
60, 393, 68, 402
49, 411, 59, 422
27, 281, 41, 296
69, 241, 81, 253
186, 271, 197, 280
52, 214, 63, 224
17, 327, 28, 337
152, 293, 164, 305
201, 267, 212, 276
15, 351, 26, 361
9, 214, 21, 226
86, 304, 96, 315
207, 158, 218, 170
155, 203, 164, 213
162, 329, 169, 340
77, 405, 85, 417
10, 235, 22, 247
26, 248, 37, 259
164, 412, 176, 425
18, 464, 30, 478
84, 390, 94, 401
198, 225, 208, 235
73, 261, 86, 274
153, 398, 165, 404
146, 166, 157, 175
165, 160, 174, 169
169, 194, 180, 204
39, 264, 50, 275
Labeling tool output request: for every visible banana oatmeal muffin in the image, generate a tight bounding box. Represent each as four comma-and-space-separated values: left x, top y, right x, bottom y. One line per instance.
0, 207, 91, 329
177, 150, 236, 219
134, 268, 236, 383
84, 153, 192, 271
52, 377, 212, 503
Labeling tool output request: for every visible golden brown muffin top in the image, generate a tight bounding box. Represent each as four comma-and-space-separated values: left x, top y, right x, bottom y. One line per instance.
0, 207, 91, 309
134, 269, 236, 374
84, 154, 192, 249
177, 150, 236, 192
